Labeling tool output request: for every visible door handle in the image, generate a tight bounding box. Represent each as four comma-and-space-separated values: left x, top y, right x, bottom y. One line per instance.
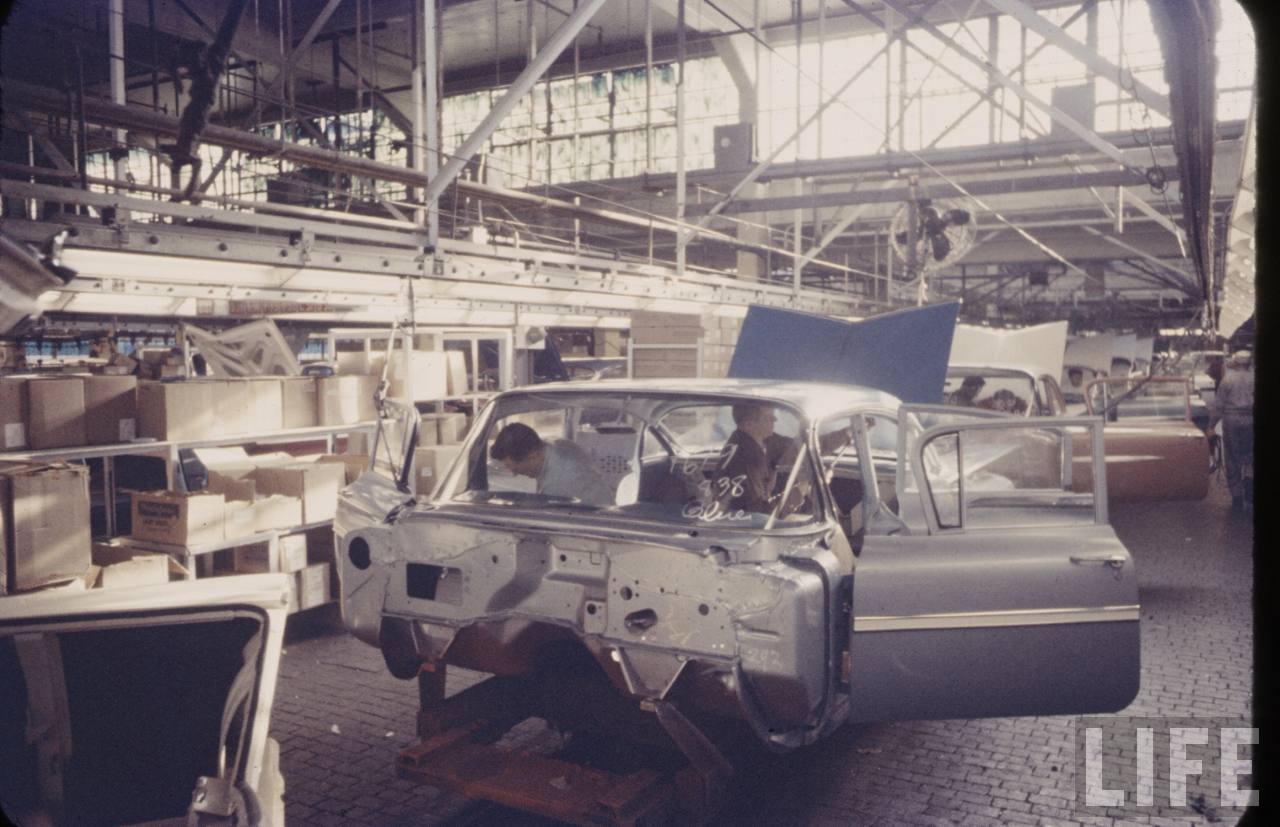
1070, 554, 1127, 570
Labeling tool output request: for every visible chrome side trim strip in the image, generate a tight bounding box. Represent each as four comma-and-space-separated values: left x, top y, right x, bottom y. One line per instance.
853, 604, 1140, 632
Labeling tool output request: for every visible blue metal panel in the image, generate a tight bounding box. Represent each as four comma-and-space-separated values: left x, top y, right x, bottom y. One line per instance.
728, 303, 960, 403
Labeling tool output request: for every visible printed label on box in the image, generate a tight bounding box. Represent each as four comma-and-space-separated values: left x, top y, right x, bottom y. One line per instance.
137, 500, 181, 520
3, 423, 25, 449
119, 418, 136, 441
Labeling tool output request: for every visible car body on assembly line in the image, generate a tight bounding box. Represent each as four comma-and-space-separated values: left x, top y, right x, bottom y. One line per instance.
944, 364, 1209, 503
336, 379, 1139, 762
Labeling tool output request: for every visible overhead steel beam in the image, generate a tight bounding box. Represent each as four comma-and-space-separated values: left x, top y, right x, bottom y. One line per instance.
1120, 187, 1187, 250
265, 0, 348, 106
983, 0, 1168, 119
422, 0, 610, 206
875, 0, 1140, 173
692, 4, 923, 230
2, 112, 75, 173
798, 178, 899, 267
1081, 226, 1198, 293
335, 55, 414, 135
687, 167, 1165, 215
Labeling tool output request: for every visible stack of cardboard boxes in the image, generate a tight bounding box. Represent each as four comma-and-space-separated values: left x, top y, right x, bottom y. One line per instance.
0, 373, 386, 452
1, 374, 139, 450
699, 314, 744, 379
129, 447, 353, 549
414, 412, 469, 496
226, 531, 330, 613
626, 311, 743, 380
630, 312, 702, 379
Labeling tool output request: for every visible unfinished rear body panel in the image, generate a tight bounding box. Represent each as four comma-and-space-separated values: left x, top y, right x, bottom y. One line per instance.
338, 380, 1140, 755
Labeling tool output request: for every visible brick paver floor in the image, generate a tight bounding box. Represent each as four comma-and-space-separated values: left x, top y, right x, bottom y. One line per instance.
270, 475, 1254, 825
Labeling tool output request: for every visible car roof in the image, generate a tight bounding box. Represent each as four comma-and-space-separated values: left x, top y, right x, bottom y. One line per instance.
504, 377, 903, 419
948, 363, 1041, 380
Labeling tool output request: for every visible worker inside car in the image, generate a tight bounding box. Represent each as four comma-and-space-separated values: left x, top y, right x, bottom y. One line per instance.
489, 422, 613, 505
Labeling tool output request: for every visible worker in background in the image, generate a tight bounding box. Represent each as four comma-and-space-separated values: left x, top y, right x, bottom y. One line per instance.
490, 422, 613, 506
948, 375, 986, 407
1208, 350, 1254, 512
1206, 354, 1225, 391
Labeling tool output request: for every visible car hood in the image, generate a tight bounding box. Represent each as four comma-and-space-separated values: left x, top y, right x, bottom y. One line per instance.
0, 574, 290, 826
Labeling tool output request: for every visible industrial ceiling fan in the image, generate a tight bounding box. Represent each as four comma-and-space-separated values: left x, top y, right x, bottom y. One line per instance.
888, 189, 976, 301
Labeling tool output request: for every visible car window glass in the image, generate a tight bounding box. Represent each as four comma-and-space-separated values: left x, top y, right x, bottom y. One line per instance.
1086, 378, 1189, 422
920, 425, 1096, 531
449, 393, 814, 530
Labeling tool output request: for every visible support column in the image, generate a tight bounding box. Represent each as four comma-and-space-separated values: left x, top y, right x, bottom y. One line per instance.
424, 0, 439, 247
109, 0, 129, 212
675, 0, 687, 275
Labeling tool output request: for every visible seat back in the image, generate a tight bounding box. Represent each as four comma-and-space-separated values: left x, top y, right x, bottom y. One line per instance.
574, 426, 640, 499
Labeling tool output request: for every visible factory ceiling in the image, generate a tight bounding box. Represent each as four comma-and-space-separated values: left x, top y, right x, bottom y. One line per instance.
0, 0, 1256, 336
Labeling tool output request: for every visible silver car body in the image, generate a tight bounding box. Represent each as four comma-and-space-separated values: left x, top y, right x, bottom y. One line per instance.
337, 379, 1139, 752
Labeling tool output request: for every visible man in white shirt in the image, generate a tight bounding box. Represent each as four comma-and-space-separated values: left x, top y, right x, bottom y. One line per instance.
490, 422, 614, 506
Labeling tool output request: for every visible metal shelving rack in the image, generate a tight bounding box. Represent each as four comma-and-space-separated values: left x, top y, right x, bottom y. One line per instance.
1, 422, 378, 538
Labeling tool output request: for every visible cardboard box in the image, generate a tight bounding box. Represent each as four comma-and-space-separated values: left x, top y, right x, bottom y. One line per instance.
445, 351, 469, 396
317, 375, 379, 425
130, 491, 224, 546
421, 413, 467, 445
138, 381, 217, 441
224, 499, 256, 539
316, 454, 369, 485
279, 533, 308, 572
229, 531, 307, 573
336, 350, 385, 376
280, 377, 319, 429
250, 495, 304, 535
414, 444, 462, 497
243, 378, 283, 433
207, 473, 256, 502
91, 544, 171, 589
439, 412, 467, 443
81, 375, 138, 444
417, 415, 439, 447
295, 562, 331, 611
212, 379, 250, 437
0, 376, 28, 450
1, 462, 92, 593
193, 447, 258, 501
251, 462, 345, 524
27, 377, 87, 449
389, 350, 448, 401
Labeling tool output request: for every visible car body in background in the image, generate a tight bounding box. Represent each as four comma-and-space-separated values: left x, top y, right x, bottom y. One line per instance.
0, 574, 290, 826
336, 380, 1139, 762
944, 364, 1065, 416
943, 365, 1208, 502
1075, 376, 1211, 502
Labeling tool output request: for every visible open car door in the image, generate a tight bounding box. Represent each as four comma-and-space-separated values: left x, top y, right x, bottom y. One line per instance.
849, 413, 1139, 723
0, 575, 290, 826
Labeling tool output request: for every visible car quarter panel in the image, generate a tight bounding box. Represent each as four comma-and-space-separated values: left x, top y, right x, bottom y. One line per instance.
1071, 424, 1209, 502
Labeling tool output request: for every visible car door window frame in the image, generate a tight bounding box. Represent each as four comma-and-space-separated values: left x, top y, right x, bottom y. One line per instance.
910, 415, 1109, 535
